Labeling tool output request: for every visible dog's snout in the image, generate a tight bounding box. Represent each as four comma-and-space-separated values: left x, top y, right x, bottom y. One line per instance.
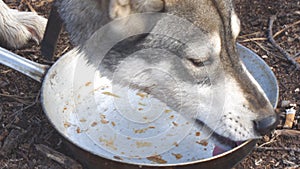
254, 114, 279, 135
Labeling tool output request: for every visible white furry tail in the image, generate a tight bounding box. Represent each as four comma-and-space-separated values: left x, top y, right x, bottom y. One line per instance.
0, 0, 47, 49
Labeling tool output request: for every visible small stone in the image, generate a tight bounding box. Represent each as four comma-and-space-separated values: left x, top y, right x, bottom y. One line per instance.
262, 55, 268, 59
295, 88, 300, 92
262, 135, 270, 142
281, 100, 291, 108
287, 37, 294, 42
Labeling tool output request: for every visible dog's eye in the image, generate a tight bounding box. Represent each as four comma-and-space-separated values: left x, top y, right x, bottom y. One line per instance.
188, 58, 204, 67
187, 57, 212, 67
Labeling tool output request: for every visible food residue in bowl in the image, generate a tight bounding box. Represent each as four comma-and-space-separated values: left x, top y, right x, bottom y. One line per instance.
85, 81, 92, 86
196, 140, 208, 146
102, 91, 120, 98
99, 137, 117, 150
164, 109, 172, 113
64, 122, 71, 128
113, 156, 123, 161
172, 153, 183, 159
134, 126, 156, 134
79, 118, 87, 123
91, 122, 98, 127
111, 121, 116, 126
136, 141, 152, 148
136, 92, 148, 99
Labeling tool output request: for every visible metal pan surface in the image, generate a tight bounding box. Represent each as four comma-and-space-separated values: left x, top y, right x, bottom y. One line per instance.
0, 42, 278, 168
39, 43, 278, 168
0, 42, 278, 169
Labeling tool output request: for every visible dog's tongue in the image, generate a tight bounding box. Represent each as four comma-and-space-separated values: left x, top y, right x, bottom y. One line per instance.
213, 141, 244, 156
213, 145, 227, 156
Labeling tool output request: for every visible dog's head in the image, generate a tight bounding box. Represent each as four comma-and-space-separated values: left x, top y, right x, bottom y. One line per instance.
107, 0, 277, 141
81, 0, 278, 142
160, 0, 278, 141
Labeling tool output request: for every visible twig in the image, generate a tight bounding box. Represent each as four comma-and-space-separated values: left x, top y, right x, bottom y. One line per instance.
57, 46, 70, 57
0, 93, 35, 104
238, 20, 300, 43
0, 93, 35, 99
252, 41, 270, 54
3, 90, 40, 124
258, 136, 278, 148
274, 129, 300, 137
268, 15, 300, 70
4, 102, 37, 124
256, 146, 300, 153
238, 31, 261, 38
0, 129, 26, 156
273, 20, 300, 38
35, 144, 83, 169
239, 37, 267, 43
24, 0, 36, 13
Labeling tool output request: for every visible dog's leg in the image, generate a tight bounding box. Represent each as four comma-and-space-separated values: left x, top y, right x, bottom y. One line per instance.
0, 0, 47, 49
10, 10, 47, 45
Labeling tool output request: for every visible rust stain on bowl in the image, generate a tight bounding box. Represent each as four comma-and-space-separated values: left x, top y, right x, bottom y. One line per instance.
147, 155, 167, 164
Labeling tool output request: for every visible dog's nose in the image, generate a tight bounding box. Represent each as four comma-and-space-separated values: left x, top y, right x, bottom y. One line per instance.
254, 114, 278, 135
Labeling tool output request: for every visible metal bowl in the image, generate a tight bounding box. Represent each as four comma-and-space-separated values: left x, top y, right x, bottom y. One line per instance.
57, 44, 278, 169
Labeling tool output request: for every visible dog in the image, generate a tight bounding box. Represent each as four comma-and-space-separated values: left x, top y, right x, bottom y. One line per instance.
54, 0, 278, 143
0, 0, 47, 49
54, 0, 164, 46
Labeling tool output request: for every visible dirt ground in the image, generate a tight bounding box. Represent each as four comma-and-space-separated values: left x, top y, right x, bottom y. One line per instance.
0, 0, 299, 168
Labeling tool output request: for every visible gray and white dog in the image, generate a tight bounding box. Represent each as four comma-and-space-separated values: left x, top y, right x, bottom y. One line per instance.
53, 0, 278, 142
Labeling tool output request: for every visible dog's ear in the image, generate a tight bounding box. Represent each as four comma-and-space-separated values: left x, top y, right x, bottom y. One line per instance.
109, 0, 131, 19
131, 0, 164, 13
109, 0, 164, 19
